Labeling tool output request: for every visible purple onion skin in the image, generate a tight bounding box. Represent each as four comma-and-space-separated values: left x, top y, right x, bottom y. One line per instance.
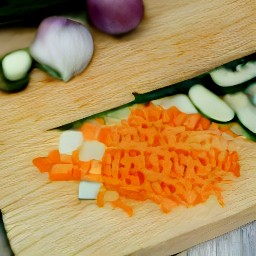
86, 0, 144, 35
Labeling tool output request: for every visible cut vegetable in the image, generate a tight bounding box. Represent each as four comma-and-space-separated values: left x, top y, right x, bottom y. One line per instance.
78, 181, 101, 199
188, 84, 235, 122
59, 130, 83, 154
210, 61, 256, 87
33, 103, 240, 216
2, 50, 32, 81
30, 16, 94, 82
0, 49, 32, 92
245, 82, 256, 105
152, 94, 198, 114
224, 92, 256, 134
79, 141, 106, 161
105, 106, 132, 120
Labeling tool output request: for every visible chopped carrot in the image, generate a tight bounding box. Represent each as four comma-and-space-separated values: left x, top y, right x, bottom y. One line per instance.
49, 164, 73, 181
48, 150, 61, 164
97, 187, 106, 207
183, 113, 201, 130
81, 122, 101, 141
33, 103, 240, 216
111, 198, 134, 217
60, 154, 73, 163
89, 160, 102, 175
32, 157, 53, 173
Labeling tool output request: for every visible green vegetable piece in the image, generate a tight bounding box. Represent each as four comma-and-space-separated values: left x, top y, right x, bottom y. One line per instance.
0, 49, 32, 93
188, 84, 235, 122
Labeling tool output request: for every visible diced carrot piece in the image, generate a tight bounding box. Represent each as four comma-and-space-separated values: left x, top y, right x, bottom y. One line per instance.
89, 160, 102, 175
111, 198, 134, 217
48, 150, 61, 164
34, 102, 240, 216
81, 122, 101, 141
72, 149, 80, 164
97, 187, 106, 207
60, 154, 72, 163
72, 165, 81, 180
83, 174, 103, 183
198, 117, 211, 130
97, 126, 112, 145
49, 163, 73, 181
183, 114, 201, 130
209, 122, 219, 130
173, 112, 187, 126
32, 157, 53, 173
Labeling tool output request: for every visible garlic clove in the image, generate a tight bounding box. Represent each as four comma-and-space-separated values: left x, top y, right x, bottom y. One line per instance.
30, 16, 94, 82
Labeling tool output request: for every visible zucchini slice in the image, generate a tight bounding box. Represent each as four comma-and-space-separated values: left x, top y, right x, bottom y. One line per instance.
0, 49, 32, 92
223, 92, 256, 134
188, 84, 235, 122
152, 94, 198, 114
210, 61, 256, 87
2, 50, 32, 81
245, 82, 256, 105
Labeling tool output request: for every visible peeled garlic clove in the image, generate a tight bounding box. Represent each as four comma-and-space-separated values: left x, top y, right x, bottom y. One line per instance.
30, 16, 94, 82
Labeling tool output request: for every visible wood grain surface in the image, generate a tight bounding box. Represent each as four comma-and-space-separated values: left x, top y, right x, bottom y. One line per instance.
0, 0, 256, 255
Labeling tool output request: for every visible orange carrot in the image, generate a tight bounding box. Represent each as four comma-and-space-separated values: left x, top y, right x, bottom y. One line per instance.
32, 157, 53, 173
49, 163, 73, 181
33, 102, 240, 216
48, 150, 61, 164
111, 198, 134, 217
97, 187, 106, 207
91, 103, 240, 214
81, 122, 101, 141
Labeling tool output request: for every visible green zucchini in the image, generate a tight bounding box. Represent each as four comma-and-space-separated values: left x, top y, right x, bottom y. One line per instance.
0, 49, 32, 92
188, 84, 235, 122
206, 58, 256, 94
245, 82, 256, 106
223, 92, 256, 134
152, 94, 198, 114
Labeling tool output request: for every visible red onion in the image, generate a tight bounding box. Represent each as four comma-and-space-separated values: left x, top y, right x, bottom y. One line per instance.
30, 16, 94, 81
86, 0, 144, 35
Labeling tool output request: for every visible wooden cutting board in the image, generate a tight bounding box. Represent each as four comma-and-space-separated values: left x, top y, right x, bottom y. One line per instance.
0, 1, 256, 255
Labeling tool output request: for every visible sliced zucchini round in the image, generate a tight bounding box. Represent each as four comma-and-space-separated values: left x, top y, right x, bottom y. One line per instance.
245, 82, 256, 105
152, 94, 198, 114
0, 49, 32, 93
223, 92, 256, 134
2, 50, 32, 81
0, 72, 29, 92
188, 84, 235, 122
209, 61, 256, 87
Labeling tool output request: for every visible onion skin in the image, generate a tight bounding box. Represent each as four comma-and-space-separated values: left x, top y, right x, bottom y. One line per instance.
86, 0, 144, 35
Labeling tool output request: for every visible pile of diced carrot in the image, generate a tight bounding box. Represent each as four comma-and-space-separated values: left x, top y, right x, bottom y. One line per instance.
33, 103, 240, 216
